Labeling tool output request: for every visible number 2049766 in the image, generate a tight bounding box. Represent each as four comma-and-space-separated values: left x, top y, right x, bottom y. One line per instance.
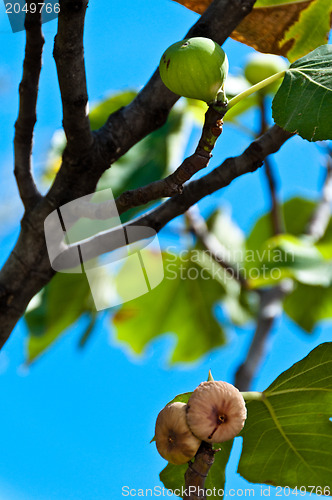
275, 486, 331, 496
5, 3, 60, 14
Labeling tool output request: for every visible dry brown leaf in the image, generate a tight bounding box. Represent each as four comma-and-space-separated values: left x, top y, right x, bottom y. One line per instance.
231, 1, 313, 57
172, 0, 324, 58
173, 0, 210, 15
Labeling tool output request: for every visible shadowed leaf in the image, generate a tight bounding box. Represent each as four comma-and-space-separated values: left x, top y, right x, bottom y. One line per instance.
239, 343, 332, 488
273, 45, 332, 141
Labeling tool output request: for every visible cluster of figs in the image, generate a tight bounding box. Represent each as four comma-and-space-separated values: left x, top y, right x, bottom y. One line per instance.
154, 380, 247, 465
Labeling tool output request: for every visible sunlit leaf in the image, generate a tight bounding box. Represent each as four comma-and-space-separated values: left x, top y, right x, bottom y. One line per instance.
284, 282, 332, 331
316, 217, 332, 258
89, 90, 137, 131
233, 0, 332, 62
254, 233, 332, 286
245, 197, 317, 283
113, 250, 226, 364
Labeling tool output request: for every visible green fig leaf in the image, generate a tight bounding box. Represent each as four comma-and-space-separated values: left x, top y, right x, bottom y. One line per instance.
239, 342, 332, 488
25, 269, 114, 363
245, 197, 319, 286
284, 282, 332, 332
316, 217, 332, 259
272, 45, 332, 141
113, 250, 226, 364
25, 274, 94, 363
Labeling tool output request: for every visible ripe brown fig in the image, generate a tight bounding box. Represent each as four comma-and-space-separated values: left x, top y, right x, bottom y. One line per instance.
154, 402, 202, 465
186, 381, 247, 443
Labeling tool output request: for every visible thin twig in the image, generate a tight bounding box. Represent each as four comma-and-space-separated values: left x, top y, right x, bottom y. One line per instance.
235, 281, 293, 391
53, 0, 92, 156
306, 153, 332, 239
264, 156, 284, 235
259, 96, 283, 235
186, 207, 248, 287
14, 3, 44, 209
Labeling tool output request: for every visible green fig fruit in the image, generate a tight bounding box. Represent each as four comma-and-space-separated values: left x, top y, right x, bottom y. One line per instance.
244, 53, 288, 95
159, 37, 228, 104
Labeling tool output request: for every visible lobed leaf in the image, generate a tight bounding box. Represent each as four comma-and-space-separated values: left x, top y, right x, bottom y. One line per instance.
239, 342, 332, 488
113, 250, 226, 364
273, 44, 332, 141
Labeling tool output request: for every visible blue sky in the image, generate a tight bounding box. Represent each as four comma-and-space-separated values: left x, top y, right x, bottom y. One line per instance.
0, 1, 331, 499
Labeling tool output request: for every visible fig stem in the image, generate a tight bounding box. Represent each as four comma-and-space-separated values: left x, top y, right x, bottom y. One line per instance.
241, 391, 264, 401
227, 70, 286, 109
196, 105, 226, 154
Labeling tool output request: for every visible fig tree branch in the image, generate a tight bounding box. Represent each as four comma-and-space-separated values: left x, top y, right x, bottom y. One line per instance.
0, 0, 257, 347
47, 0, 257, 210
52, 126, 292, 270
184, 442, 216, 500
264, 156, 283, 235
53, 0, 93, 157
63, 105, 226, 221
14, 4, 44, 210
